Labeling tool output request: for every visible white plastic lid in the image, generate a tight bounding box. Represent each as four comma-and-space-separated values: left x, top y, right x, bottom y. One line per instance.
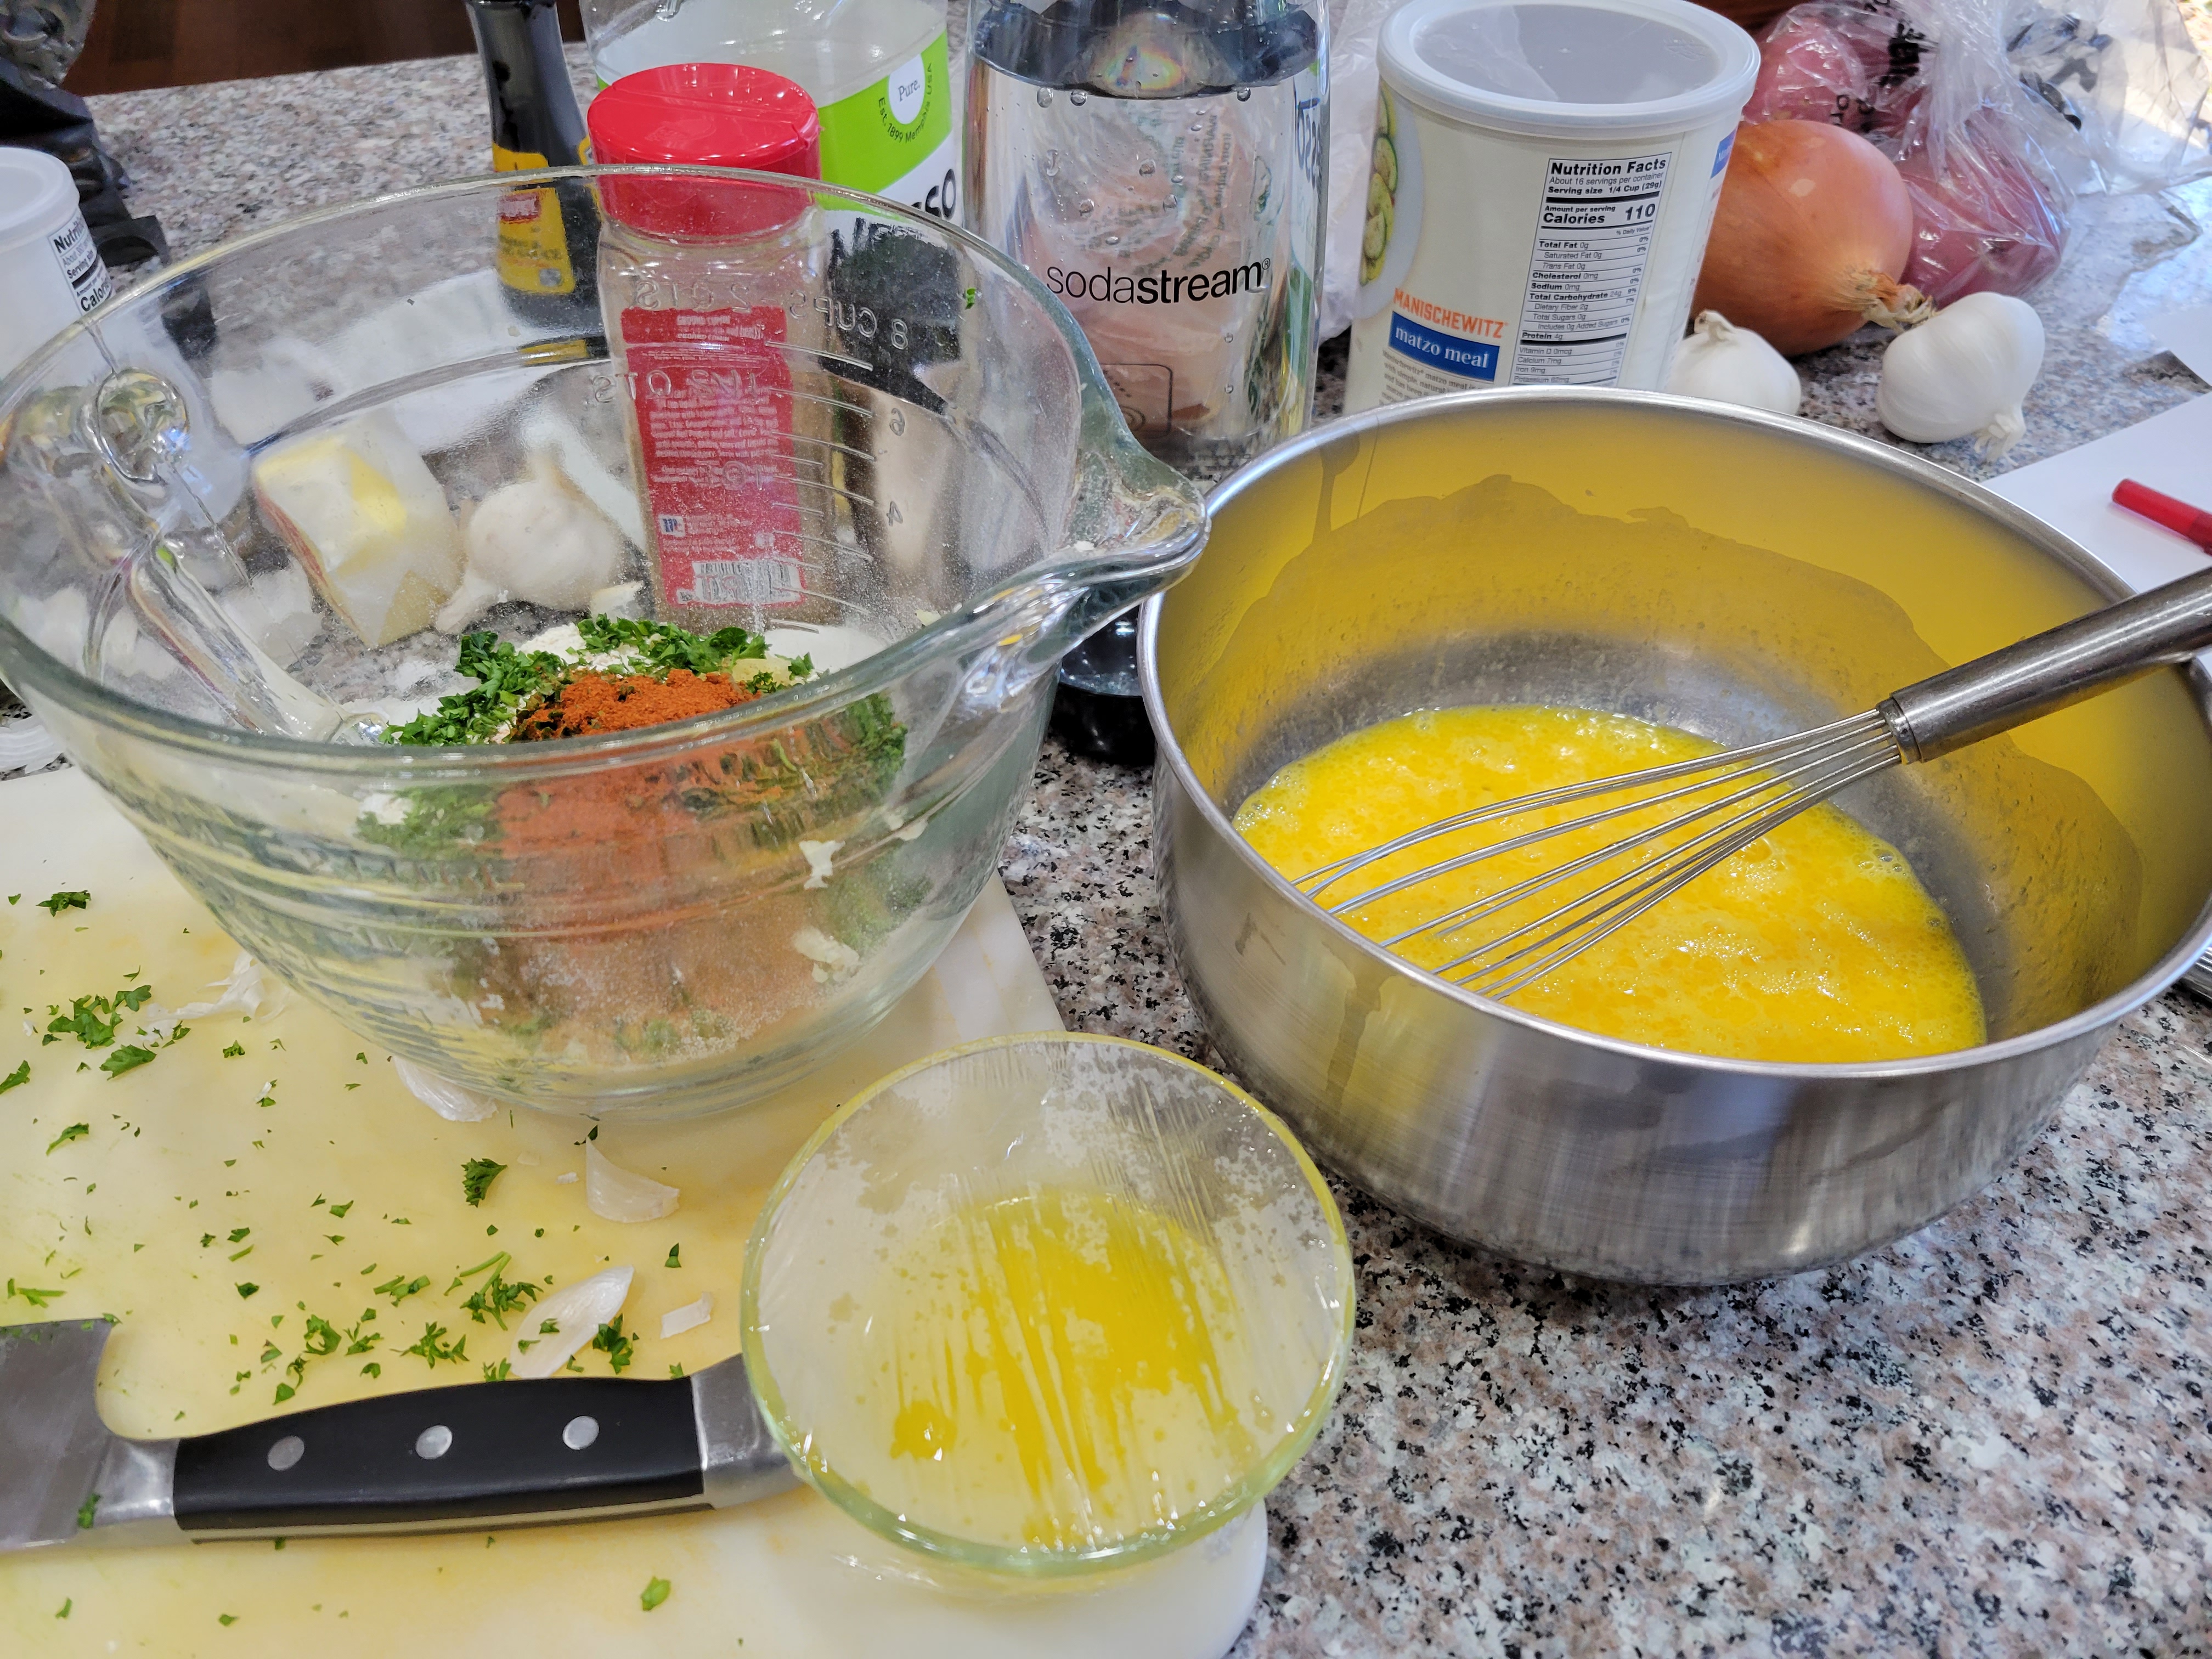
1380, 0, 1759, 139
0, 146, 77, 247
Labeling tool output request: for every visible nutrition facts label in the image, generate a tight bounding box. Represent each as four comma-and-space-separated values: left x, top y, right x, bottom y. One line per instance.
1510, 153, 1669, 387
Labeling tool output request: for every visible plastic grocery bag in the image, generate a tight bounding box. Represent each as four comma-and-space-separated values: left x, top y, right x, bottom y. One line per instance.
1742, 0, 2210, 306
2007, 0, 2212, 192
1321, 0, 1402, 336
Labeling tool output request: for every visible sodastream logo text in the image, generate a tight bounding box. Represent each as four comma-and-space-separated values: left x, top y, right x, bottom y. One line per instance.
1045, 257, 1273, 306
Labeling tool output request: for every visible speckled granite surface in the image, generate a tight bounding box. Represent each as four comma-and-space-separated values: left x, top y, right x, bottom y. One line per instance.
10, 50, 2210, 1657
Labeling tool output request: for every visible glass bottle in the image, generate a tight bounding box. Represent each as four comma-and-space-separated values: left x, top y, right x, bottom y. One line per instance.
966, 0, 1329, 476
465, 0, 601, 328
580, 0, 960, 222
588, 64, 832, 631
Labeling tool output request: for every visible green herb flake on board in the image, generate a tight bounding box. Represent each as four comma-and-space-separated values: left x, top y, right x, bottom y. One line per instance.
591, 1316, 636, 1374
640, 1577, 671, 1612
44, 1122, 87, 1154
374, 1273, 430, 1306
403, 1322, 467, 1368
460, 1158, 506, 1207
0, 1060, 28, 1093
37, 890, 89, 917
100, 1046, 156, 1080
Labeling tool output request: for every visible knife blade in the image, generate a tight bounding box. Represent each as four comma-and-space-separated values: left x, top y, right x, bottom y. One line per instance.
1, 1318, 794, 1549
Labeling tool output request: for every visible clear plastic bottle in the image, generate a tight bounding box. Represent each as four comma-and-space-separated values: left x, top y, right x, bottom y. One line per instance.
580, 0, 960, 222
966, 0, 1328, 475
587, 64, 833, 630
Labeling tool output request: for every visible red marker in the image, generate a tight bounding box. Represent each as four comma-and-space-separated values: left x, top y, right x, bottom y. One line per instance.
2113, 479, 2212, 551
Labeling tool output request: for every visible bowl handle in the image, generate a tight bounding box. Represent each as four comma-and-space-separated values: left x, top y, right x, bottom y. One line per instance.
16, 369, 353, 741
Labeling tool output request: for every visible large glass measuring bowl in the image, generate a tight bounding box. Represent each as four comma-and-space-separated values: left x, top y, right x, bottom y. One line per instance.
0, 168, 1206, 1119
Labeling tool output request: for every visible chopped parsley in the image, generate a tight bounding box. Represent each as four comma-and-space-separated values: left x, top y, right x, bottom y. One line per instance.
591, 1315, 636, 1375
44, 1122, 88, 1154
460, 1158, 506, 1207
402, 1322, 467, 1368
100, 1045, 157, 1079
383, 632, 568, 747
221, 1041, 245, 1058
373, 1273, 431, 1306
576, 613, 772, 676
39, 984, 181, 1077
640, 1576, 671, 1612
381, 618, 808, 750
482, 1358, 513, 1381
7, 1279, 63, 1308
329, 1201, 354, 1219
76, 1493, 98, 1529
37, 890, 89, 917
236, 1283, 259, 1299
449, 1252, 541, 1329
0, 1060, 27, 1093
664, 1243, 680, 1269
43, 986, 149, 1049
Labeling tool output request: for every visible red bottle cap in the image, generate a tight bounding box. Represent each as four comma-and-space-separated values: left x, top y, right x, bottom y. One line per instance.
588, 64, 822, 240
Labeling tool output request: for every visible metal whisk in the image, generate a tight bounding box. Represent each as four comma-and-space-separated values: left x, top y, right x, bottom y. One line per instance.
1299, 566, 2212, 1001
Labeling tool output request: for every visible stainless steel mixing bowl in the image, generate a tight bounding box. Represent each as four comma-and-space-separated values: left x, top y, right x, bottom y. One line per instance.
1141, 389, 2212, 1283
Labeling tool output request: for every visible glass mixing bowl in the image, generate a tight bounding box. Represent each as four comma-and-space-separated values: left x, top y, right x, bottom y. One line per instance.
0, 169, 1206, 1118
742, 1032, 1355, 1576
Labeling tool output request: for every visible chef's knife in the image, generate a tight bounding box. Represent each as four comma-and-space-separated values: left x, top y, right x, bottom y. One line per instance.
0, 1319, 794, 1549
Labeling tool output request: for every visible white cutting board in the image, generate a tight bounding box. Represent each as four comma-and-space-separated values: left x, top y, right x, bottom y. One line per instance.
1988, 393, 2212, 596
0, 767, 1264, 1657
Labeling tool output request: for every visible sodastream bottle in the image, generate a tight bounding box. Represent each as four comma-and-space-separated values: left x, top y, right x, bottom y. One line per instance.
580, 0, 960, 222
968, 0, 1327, 762
967, 0, 1328, 476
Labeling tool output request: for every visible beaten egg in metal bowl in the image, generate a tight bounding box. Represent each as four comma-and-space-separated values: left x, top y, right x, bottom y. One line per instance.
1142, 388, 2212, 1284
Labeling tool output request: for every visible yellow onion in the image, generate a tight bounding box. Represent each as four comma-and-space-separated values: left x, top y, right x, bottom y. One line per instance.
1693, 121, 1924, 357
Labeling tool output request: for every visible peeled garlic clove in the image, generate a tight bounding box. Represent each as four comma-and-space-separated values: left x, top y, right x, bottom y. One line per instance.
510, 1265, 633, 1379
585, 1139, 680, 1222
1876, 292, 2044, 460
1663, 311, 1803, 416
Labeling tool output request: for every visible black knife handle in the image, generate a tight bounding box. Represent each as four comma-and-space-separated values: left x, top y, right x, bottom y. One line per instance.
173, 1376, 703, 1534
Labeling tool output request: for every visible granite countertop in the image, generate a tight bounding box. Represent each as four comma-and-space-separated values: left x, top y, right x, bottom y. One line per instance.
18, 48, 2212, 1656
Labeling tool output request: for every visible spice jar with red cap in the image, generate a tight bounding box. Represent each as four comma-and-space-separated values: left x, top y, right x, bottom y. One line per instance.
588, 64, 828, 627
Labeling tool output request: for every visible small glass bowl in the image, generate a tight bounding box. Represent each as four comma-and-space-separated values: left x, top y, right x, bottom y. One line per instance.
740, 1031, 1355, 1578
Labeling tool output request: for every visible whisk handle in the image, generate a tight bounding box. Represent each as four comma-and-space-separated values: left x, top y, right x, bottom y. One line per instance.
1881, 566, 2212, 762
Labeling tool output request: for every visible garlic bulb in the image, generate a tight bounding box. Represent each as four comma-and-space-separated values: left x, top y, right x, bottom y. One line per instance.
1876, 292, 2045, 459
1663, 312, 1803, 416
436, 450, 630, 633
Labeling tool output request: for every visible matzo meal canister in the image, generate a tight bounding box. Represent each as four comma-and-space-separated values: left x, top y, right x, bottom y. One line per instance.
1346, 0, 1757, 409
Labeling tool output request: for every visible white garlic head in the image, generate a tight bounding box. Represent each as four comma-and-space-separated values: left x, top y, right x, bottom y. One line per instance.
1876, 292, 2045, 460
436, 451, 631, 633
1663, 311, 1803, 417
